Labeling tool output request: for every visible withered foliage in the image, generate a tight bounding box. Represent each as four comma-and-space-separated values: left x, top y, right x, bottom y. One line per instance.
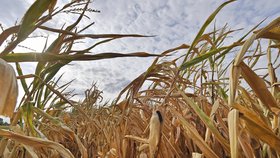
0, 0, 279, 158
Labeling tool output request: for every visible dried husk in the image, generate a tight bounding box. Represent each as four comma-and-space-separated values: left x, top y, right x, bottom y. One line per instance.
0, 59, 18, 117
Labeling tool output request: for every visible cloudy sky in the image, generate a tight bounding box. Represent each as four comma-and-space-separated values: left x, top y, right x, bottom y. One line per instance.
0, 0, 279, 102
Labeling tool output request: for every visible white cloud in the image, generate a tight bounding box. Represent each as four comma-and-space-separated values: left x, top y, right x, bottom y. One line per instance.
0, 0, 30, 27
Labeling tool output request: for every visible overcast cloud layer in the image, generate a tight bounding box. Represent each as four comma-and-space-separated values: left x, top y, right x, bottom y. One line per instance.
0, 0, 279, 102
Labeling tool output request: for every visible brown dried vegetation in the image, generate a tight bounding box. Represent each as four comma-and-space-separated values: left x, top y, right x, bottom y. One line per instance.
0, 0, 279, 158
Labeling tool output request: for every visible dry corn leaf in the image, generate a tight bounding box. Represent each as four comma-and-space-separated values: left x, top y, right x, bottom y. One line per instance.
228, 109, 239, 158
205, 100, 220, 144
229, 64, 241, 106
233, 103, 271, 131
175, 127, 181, 144
3, 147, 10, 158
170, 108, 219, 158
73, 132, 88, 158
266, 44, 278, 97
177, 88, 230, 152
22, 145, 39, 158
239, 112, 280, 153
234, 34, 256, 66
238, 132, 255, 158
238, 86, 269, 123
239, 61, 279, 111
0, 129, 74, 158
256, 17, 280, 40
210, 100, 220, 119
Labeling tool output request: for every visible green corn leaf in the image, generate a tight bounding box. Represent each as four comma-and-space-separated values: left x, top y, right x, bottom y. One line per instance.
17, 0, 56, 42
2, 52, 160, 62
180, 46, 231, 70
181, 0, 236, 64
22, 102, 36, 136
15, 62, 29, 94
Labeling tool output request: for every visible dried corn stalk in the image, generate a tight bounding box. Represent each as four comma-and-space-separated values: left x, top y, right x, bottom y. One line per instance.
0, 59, 18, 117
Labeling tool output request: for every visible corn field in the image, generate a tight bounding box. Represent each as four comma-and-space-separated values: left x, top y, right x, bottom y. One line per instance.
0, 0, 279, 158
